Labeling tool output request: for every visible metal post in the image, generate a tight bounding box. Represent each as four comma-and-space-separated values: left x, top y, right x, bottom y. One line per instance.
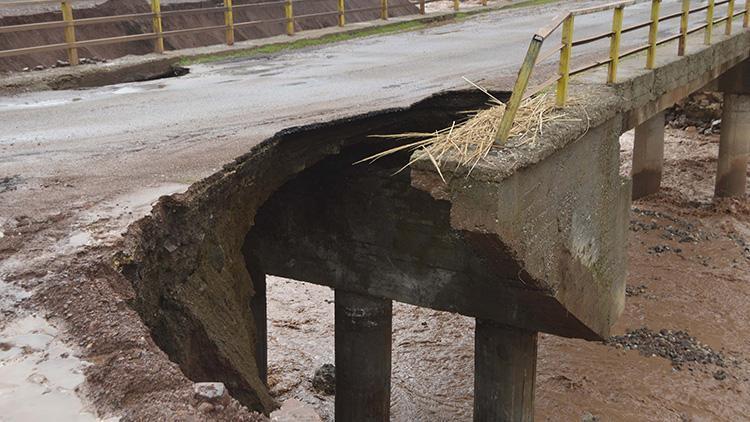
727, 0, 735, 35
556, 14, 574, 107
745, 0, 749, 27
495, 35, 543, 144
335, 291, 392, 422
60, 1, 79, 65
678, 0, 689, 56
419, 0, 425, 14
381, 0, 388, 20
474, 320, 538, 422
151, 0, 164, 53
705, 0, 715, 44
285, 0, 294, 35
338, 0, 345, 26
482, 0, 487, 6
608, 6, 624, 83
224, 0, 235, 46
454, 0, 460, 11
646, 0, 660, 69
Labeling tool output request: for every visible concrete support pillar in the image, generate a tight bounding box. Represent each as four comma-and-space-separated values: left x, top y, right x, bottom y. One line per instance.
474, 320, 538, 422
631, 111, 665, 200
335, 290, 392, 422
714, 93, 750, 197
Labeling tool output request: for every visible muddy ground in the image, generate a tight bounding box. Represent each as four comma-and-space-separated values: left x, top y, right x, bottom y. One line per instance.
264, 125, 750, 421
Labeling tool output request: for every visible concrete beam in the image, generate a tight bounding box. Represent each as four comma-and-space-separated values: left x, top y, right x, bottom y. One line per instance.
474, 320, 537, 422
335, 291, 392, 422
632, 111, 665, 200
719, 59, 750, 95
715, 93, 750, 197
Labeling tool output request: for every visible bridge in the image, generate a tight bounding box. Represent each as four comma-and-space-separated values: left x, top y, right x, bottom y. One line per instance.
1, 0, 749, 420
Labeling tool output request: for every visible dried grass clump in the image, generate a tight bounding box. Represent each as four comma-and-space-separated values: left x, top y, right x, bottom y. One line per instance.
359, 83, 583, 181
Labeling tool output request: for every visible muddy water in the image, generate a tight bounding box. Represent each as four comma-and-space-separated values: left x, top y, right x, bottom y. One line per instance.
267, 127, 750, 421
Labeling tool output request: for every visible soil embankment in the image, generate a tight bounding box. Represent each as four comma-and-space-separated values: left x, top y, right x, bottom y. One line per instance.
0, 0, 417, 71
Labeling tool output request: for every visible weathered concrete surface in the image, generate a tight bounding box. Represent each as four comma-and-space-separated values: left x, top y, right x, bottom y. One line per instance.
632, 111, 665, 200
411, 27, 750, 339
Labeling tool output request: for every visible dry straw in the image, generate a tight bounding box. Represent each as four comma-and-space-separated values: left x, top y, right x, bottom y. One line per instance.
358, 79, 583, 181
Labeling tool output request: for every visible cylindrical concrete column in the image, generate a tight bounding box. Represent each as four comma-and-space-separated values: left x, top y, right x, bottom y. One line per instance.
474, 319, 538, 422
335, 290, 392, 422
631, 111, 666, 200
715, 93, 750, 197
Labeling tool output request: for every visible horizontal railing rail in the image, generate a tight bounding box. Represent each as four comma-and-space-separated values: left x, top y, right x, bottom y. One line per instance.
0, 0, 490, 65
495, 0, 750, 144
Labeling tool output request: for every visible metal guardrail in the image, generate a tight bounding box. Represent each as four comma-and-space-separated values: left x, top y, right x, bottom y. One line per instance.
0, 0, 488, 64
495, 0, 750, 143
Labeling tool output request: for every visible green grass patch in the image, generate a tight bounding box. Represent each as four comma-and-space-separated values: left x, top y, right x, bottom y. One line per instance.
182, 20, 427, 65
180, 0, 561, 65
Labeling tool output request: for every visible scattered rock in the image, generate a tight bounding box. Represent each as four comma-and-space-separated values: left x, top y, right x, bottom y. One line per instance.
625, 284, 647, 297
271, 399, 322, 422
55, 59, 70, 68
311, 363, 335, 395
193, 382, 230, 405
22, 67, 30, 72
197, 402, 214, 413
713, 370, 728, 381
581, 411, 600, 422
606, 328, 728, 371
33, 65, 45, 71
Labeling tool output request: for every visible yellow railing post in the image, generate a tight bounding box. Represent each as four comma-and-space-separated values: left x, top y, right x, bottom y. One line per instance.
678, 0, 689, 56
419, 0, 425, 14
745, 0, 749, 27
646, 0, 660, 69
60, 1, 79, 65
556, 14, 573, 107
495, 35, 544, 144
705, 0, 714, 44
285, 0, 294, 35
224, 0, 234, 46
726, 0, 734, 35
481, 0, 487, 6
608, 6, 624, 83
338, 0, 345, 26
453, 0, 459, 11
381, 0, 388, 20
151, 0, 164, 53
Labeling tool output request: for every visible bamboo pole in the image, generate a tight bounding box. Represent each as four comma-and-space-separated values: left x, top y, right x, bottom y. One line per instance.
495, 35, 543, 144
646, 0, 660, 69
556, 14, 573, 107
607, 6, 624, 83
60, 1, 79, 65
151, 0, 164, 53
678, 0, 689, 56
224, 0, 234, 45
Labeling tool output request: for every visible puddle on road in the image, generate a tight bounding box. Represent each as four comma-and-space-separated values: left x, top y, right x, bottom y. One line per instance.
0, 316, 98, 422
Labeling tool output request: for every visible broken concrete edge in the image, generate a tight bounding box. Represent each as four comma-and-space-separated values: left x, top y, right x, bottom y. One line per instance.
112, 89, 481, 415
0, 2, 513, 95
409, 29, 750, 339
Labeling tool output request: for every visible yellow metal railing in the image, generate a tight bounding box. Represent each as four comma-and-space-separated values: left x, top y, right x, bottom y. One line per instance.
495, 0, 750, 144
0, 0, 489, 65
